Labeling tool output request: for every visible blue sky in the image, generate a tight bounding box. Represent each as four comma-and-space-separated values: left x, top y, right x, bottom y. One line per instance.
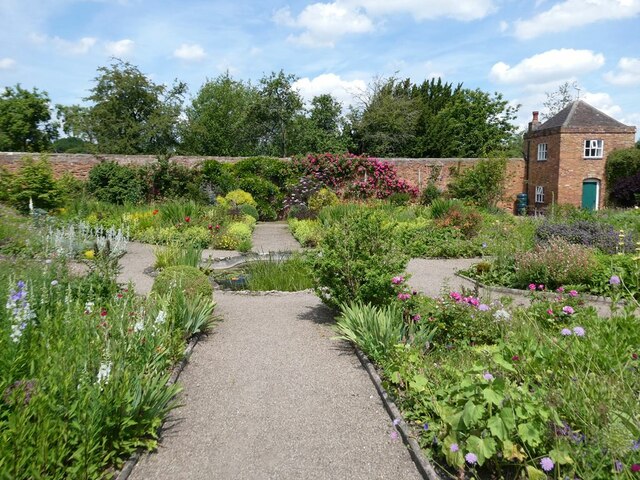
1, 0, 639, 134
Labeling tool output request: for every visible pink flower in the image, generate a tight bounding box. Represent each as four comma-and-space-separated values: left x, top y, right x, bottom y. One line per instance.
538, 284, 545, 291
569, 290, 578, 297
556, 287, 565, 293
562, 306, 575, 315
391, 276, 404, 285
547, 308, 554, 315
528, 283, 536, 290
397, 293, 411, 301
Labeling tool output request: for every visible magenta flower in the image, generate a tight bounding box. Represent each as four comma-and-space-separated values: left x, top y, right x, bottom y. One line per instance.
465, 452, 478, 465
391, 276, 404, 285
411, 314, 421, 322
573, 326, 586, 337
528, 283, 536, 290
449, 292, 462, 302
631, 464, 640, 472
556, 286, 565, 293
540, 457, 554, 472
397, 293, 411, 301
569, 290, 578, 297
450, 443, 459, 452
547, 308, 554, 315
538, 284, 545, 290
562, 306, 574, 315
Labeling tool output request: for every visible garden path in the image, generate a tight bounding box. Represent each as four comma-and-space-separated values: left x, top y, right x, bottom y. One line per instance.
406, 257, 478, 297
251, 221, 303, 253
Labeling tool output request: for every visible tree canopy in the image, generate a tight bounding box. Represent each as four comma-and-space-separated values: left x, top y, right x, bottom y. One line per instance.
0, 84, 57, 151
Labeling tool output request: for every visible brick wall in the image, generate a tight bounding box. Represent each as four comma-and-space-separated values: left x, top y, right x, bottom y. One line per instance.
526, 132, 561, 207
0, 152, 525, 211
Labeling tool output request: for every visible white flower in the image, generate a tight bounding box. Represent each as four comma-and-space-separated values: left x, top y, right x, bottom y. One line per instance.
84, 301, 94, 313
96, 362, 112, 385
51, 280, 58, 286
493, 309, 511, 322
155, 310, 167, 324
133, 319, 144, 332
10, 323, 24, 343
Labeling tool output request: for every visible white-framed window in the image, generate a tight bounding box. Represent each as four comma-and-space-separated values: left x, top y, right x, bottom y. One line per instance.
535, 186, 544, 203
584, 139, 604, 159
537, 143, 548, 161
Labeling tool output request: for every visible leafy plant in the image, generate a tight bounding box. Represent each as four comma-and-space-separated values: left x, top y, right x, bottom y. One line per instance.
154, 243, 203, 269
447, 157, 507, 208
87, 161, 147, 205
8, 155, 62, 212
245, 254, 313, 291
152, 265, 212, 298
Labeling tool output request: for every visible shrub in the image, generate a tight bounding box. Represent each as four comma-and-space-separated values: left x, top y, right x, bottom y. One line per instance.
145, 156, 199, 201
200, 160, 237, 200
605, 147, 640, 204
308, 188, 339, 212
222, 189, 257, 207
8, 155, 62, 212
447, 157, 507, 208
159, 200, 203, 226
87, 161, 147, 205
239, 203, 259, 221
152, 265, 212, 298
609, 170, 640, 207
288, 218, 322, 246
312, 209, 408, 309
514, 237, 598, 289
429, 198, 464, 219
233, 157, 292, 187
236, 176, 280, 220
214, 222, 252, 251
387, 192, 411, 206
283, 176, 323, 213
419, 182, 442, 206
535, 220, 636, 254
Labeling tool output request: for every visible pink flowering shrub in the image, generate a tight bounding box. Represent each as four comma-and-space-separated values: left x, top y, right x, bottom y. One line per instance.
293, 153, 418, 200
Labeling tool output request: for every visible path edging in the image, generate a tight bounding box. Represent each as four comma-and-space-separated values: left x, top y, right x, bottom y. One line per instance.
354, 348, 441, 480
115, 334, 202, 480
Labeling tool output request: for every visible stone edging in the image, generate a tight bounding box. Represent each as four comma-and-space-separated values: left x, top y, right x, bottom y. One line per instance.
115, 334, 202, 480
354, 348, 441, 480
213, 287, 315, 296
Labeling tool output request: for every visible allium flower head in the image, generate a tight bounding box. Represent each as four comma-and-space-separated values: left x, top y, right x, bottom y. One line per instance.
561, 328, 572, 336
540, 457, 554, 471
465, 452, 478, 465
573, 326, 586, 337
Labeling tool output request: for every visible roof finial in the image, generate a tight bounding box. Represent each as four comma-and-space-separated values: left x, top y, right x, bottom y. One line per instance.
574, 85, 581, 100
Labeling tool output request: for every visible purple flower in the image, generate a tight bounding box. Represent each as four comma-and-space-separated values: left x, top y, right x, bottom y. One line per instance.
483, 372, 494, 381
450, 443, 459, 452
390, 430, 399, 440
478, 304, 490, 311
465, 452, 478, 465
540, 457, 554, 472
391, 276, 404, 285
573, 326, 586, 337
632, 439, 640, 451
393, 418, 400, 426
423, 423, 429, 431
615, 460, 624, 472
561, 328, 572, 336
562, 305, 575, 315
610, 275, 621, 285
569, 290, 578, 297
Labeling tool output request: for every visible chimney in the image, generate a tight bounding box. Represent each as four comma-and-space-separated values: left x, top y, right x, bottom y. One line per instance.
528, 110, 541, 132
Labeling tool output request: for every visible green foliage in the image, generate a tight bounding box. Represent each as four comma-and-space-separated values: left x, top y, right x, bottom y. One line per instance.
312, 208, 408, 309
152, 265, 213, 298
50, 136, 93, 153
159, 200, 203, 226
0, 167, 12, 202
145, 156, 200, 201
514, 237, 598, 289
288, 218, 322, 247
180, 73, 258, 156
222, 189, 257, 207
605, 147, 640, 206
214, 222, 252, 251
8, 155, 62, 212
72, 60, 187, 154
239, 203, 259, 221
200, 160, 238, 199
87, 161, 147, 205
245, 254, 314, 291
336, 302, 406, 363
154, 243, 203, 270
0, 84, 58, 151
235, 175, 281, 220
419, 182, 442, 206
447, 157, 508, 208
308, 188, 339, 212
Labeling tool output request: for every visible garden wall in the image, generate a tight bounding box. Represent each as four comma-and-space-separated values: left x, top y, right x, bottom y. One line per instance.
0, 152, 525, 211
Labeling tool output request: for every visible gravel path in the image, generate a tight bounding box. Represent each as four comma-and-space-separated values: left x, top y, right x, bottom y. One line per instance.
130, 291, 421, 480
406, 258, 479, 298
117, 241, 156, 296
251, 221, 303, 253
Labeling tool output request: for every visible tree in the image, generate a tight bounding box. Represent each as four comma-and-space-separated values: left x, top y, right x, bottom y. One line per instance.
180, 72, 258, 156
0, 84, 58, 151
74, 60, 187, 154
252, 70, 304, 157
543, 81, 578, 119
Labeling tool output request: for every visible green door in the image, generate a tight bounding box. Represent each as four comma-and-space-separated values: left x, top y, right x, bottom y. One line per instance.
581, 180, 599, 210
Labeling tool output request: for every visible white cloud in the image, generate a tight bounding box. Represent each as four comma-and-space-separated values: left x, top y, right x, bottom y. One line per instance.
499, 20, 508, 32
580, 91, 623, 118
54, 36, 97, 54
105, 39, 134, 56
514, 0, 640, 40
274, 3, 373, 47
173, 43, 206, 61
0, 57, 16, 69
604, 57, 640, 85
490, 49, 605, 85
293, 73, 367, 107
274, 0, 494, 47
343, 0, 495, 21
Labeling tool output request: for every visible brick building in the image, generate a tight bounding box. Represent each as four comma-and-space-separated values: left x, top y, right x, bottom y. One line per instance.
524, 100, 636, 211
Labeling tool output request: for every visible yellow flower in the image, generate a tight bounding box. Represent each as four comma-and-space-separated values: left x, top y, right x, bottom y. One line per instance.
84, 250, 95, 260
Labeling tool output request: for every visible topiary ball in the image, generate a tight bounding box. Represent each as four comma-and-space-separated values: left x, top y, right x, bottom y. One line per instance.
152, 265, 213, 298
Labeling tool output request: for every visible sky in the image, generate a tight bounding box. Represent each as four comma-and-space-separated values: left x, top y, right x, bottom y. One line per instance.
1, 0, 639, 136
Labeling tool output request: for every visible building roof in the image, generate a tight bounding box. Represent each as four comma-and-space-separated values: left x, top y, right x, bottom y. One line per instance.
538, 99, 632, 130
